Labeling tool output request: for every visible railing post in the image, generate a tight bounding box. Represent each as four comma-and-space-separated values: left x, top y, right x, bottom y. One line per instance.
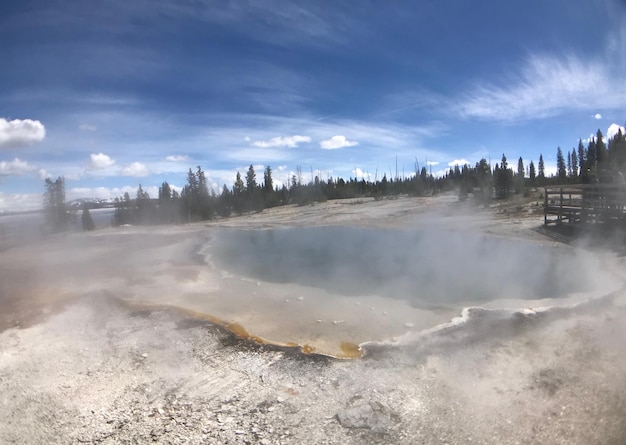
543, 187, 548, 226
559, 187, 563, 223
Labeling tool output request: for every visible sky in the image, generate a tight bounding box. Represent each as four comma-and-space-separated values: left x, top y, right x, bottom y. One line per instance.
1, 0, 626, 211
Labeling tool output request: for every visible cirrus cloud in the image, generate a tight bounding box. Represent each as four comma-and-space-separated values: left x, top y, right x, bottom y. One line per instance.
458, 53, 626, 122
320, 135, 358, 150
0, 118, 46, 150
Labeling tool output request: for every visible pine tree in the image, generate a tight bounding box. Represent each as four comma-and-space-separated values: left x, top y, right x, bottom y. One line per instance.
494, 154, 511, 198
570, 149, 578, 182
245, 164, 263, 211
515, 157, 524, 194
587, 138, 597, 179
557, 147, 567, 182
158, 181, 171, 201
475, 158, 492, 205
233, 172, 245, 214
596, 129, 607, 170
158, 181, 174, 223
529, 160, 536, 184
578, 139, 586, 179
134, 184, 153, 224
567, 151, 572, 177
263, 166, 273, 193
217, 184, 232, 217
195, 166, 212, 220
538, 154, 546, 184
113, 192, 132, 226
263, 166, 278, 208
246, 165, 257, 193
81, 203, 95, 231
43, 177, 69, 233
609, 128, 626, 170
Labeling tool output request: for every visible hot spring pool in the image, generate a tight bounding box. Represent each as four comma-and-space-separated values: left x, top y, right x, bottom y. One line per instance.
177, 226, 621, 358
210, 226, 614, 307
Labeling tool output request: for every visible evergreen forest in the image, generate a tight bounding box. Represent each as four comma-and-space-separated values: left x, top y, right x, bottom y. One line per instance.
42, 125, 626, 231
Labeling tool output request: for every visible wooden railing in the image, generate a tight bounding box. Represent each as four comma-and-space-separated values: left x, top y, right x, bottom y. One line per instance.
544, 184, 626, 225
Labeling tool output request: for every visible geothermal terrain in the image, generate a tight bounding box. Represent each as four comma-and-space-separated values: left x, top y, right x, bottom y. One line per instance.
1, 194, 626, 444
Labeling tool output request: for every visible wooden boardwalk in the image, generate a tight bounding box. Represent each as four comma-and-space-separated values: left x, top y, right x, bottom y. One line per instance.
544, 184, 626, 225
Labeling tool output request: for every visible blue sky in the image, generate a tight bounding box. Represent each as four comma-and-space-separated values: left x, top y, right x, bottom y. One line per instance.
1, 0, 625, 211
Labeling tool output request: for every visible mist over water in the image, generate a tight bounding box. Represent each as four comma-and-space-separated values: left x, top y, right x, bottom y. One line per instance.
2, 218, 620, 358
211, 226, 615, 309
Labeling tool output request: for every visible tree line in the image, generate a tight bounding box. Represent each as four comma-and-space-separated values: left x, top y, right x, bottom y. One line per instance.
42, 124, 626, 231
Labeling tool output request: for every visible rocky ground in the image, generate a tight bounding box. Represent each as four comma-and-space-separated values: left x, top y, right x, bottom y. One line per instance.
1, 194, 626, 444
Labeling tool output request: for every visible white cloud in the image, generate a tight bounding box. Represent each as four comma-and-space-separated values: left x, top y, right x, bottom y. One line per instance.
252, 135, 311, 148
593, 113, 603, 120
458, 53, 626, 122
38, 168, 51, 180
352, 167, 372, 181
607, 123, 626, 140
165, 154, 189, 162
87, 152, 115, 170
0, 118, 46, 150
320, 135, 358, 150
426, 161, 439, 166
0, 158, 37, 176
120, 162, 149, 177
79, 123, 97, 131
448, 159, 470, 167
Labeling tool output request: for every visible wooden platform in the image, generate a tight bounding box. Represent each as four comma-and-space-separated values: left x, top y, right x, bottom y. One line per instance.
544, 184, 626, 225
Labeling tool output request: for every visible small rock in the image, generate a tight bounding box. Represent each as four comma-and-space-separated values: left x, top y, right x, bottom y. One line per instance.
337, 401, 394, 433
